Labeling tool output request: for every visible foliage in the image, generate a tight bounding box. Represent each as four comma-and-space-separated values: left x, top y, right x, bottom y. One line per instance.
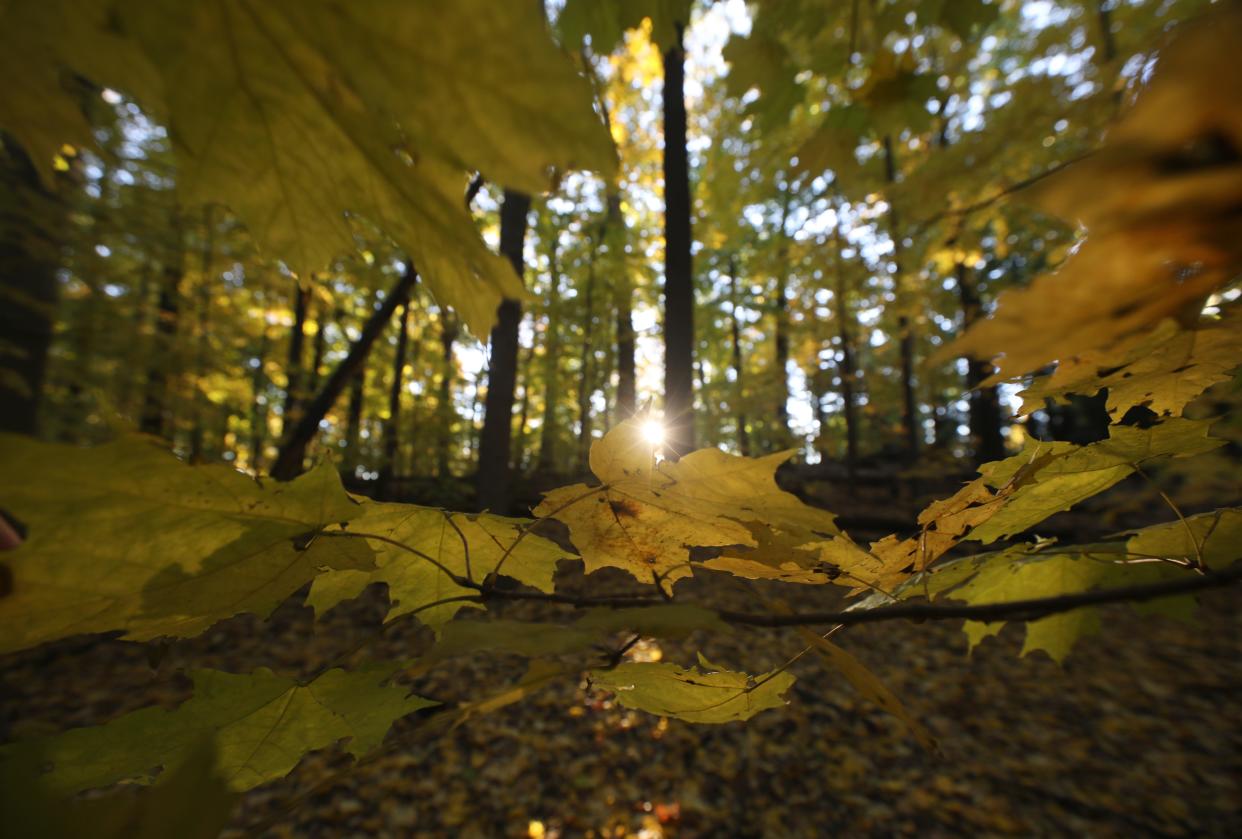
1, 0, 1241, 834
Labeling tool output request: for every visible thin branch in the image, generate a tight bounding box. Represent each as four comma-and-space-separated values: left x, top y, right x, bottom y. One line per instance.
489, 484, 605, 582
1134, 466, 1205, 571
479, 563, 1242, 627
909, 152, 1094, 238
319, 530, 478, 589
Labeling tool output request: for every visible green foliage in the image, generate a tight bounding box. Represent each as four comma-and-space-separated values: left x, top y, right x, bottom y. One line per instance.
0, 0, 615, 336
2, 740, 238, 839
966, 419, 1225, 543
0, 434, 371, 653
305, 502, 566, 631
1, 1, 1241, 834
0, 665, 433, 794
589, 658, 795, 724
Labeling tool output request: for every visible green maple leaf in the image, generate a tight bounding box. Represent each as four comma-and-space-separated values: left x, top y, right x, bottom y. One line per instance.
305, 501, 567, 631
0, 434, 372, 654
2, 739, 238, 839
0, 0, 616, 336
966, 419, 1225, 544
0, 665, 434, 794
929, 507, 1242, 662
558, 0, 692, 52
590, 657, 795, 724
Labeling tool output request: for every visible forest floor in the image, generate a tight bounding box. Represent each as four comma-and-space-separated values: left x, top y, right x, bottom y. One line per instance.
2, 466, 1239, 838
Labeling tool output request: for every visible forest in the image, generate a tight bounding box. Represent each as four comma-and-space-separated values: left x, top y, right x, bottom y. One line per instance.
1, 0, 1240, 836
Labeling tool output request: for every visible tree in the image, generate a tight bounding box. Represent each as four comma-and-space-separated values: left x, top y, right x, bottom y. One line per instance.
661, 19, 696, 455
476, 189, 531, 513
1, 2, 1241, 835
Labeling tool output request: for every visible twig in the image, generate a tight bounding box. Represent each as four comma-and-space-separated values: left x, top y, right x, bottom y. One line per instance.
1133, 466, 1205, 571
478, 563, 1242, 628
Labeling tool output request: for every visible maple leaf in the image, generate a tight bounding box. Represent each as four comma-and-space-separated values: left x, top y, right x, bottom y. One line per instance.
0, 665, 434, 794
912, 507, 1242, 662
535, 419, 872, 590
2, 739, 238, 839
966, 419, 1224, 544
794, 628, 935, 750
856, 49, 938, 136
0, 434, 372, 654
943, 5, 1242, 380
0, 0, 616, 336
305, 501, 567, 631
1018, 308, 1242, 419
590, 656, 795, 724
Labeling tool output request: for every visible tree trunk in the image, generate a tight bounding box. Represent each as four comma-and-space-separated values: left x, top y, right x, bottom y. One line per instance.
537, 235, 563, 474
728, 256, 751, 456
0, 137, 58, 435
773, 186, 793, 447
308, 298, 328, 394
280, 280, 311, 439
956, 262, 1005, 463
882, 136, 920, 460
270, 266, 418, 480
512, 338, 535, 472
343, 359, 366, 478
832, 219, 859, 476
661, 24, 695, 455
379, 293, 412, 496
436, 310, 459, 479
576, 236, 599, 471
141, 214, 184, 438
249, 326, 269, 473
189, 206, 215, 463
476, 189, 531, 512
606, 193, 636, 423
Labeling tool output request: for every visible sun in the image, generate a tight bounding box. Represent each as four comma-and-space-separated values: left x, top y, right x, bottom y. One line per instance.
640, 419, 666, 446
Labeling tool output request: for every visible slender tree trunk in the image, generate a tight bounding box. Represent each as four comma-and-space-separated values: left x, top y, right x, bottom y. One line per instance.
662, 23, 695, 455
250, 326, 269, 473
0, 137, 58, 434
379, 294, 411, 496
280, 280, 311, 439
577, 238, 599, 471
957, 261, 1005, 463
773, 186, 793, 447
832, 220, 859, 476
436, 310, 459, 479
728, 256, 751, 457
190, 206, 215, 462
537, 238, 563, 474
882, 136, 920, 459
615, 282, 636, 421
512, 339, 535, 472
467, 367, 485, 464
1096, 0, 1117, 64
308, 299, 328, 394
476, 190, 531, 512
343, 360, 366, 478
141, 214, 184, 438
119, 264, 155, 419
603, 193, 636, 423
270, 266, 418, 480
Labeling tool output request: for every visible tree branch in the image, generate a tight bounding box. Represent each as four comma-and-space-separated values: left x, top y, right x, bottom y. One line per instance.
480, 563, 1242, 628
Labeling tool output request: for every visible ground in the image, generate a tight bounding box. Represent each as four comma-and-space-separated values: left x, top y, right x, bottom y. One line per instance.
1, 468, 1239, 837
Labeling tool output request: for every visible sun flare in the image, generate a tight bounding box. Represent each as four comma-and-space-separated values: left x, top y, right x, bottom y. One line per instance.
640, 420, 666, 446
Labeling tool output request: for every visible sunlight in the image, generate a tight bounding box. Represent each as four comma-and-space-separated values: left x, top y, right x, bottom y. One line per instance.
640, 419, 666, 446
